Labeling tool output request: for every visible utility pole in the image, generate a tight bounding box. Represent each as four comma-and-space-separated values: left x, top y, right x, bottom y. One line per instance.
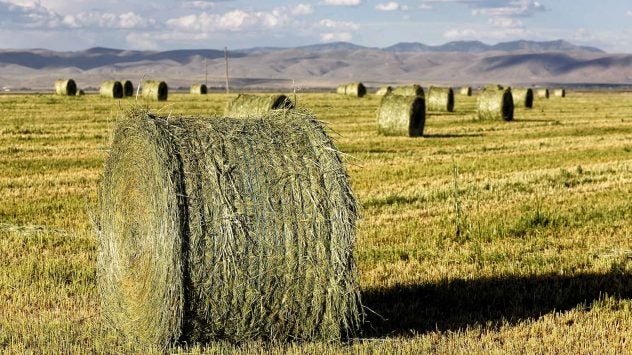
224, 46, 230, 94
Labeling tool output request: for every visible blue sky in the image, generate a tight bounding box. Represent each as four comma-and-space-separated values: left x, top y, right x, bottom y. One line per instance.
0, 0, 630, 52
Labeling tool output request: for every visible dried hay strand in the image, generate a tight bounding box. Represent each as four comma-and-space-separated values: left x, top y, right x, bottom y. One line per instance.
142, 80, 168, 101
96, 107, 362, 350
391, 84, 424, 97
100, 80, 124, 99
512, 88, 534, 108
122, 80, 134, 97
478, 87, 514, 121
190, 84, 208, 95
376, 93, 425, 137
224, 94, 294, 118
375, 86, 393, 96
459, 86, 472, 96
345, 82, 366, 97
427, 86, 455, 112
537, 88, 550, 99
54, 79, 77, 96
554, 88, 566, 97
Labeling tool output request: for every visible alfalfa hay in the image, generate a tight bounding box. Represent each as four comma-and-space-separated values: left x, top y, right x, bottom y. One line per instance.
190, 84, 208, 95
376, 93, 425, 137
54, 79, 77, 96
478, 87, 514, 121
100, 80, 124, 99
225, 94, 294, 118
142, 80, 168, 101
96, 107, 362, 350
392, 84, 424, 97
427, 86, 455, 112
512, 88, 534, 108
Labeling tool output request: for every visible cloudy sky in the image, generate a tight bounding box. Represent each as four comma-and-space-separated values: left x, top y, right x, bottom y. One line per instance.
0, 0, 630, 52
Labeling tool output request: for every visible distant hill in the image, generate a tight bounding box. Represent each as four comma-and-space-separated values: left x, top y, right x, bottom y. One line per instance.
0, 40, 629, 91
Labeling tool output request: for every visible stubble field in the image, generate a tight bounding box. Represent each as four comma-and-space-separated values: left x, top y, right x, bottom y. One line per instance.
0, 91, 631, 353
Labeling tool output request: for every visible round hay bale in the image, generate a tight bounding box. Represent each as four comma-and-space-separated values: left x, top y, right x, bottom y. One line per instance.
54, 79, 77, 96
427, 86, 455, 112
391, 84, 424, 97
460, 86, 472, 96
190, 84, 207, 95
100, 80, 124, 99
75, 89, 85, 97
142, 80, 168, 101
376, 93, 425, 137
478, 87, 514, 121
375, 86, 393, 96
225, 94, 294, 118
122, 80, 134, 97
554, 88, 566, 97
537, 88, 549, 99
97, 108, 362, 350
336, 84, 347, 94
345, 82, 366, 97
512, 88, 534, 108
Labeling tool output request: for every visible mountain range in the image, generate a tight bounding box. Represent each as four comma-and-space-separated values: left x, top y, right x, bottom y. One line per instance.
0, 40, 630, 91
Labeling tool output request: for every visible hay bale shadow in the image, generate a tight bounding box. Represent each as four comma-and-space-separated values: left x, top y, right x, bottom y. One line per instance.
361, 271, 632, 338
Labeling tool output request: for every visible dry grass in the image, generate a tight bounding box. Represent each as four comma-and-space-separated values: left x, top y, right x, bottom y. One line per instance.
0, 90, 631, 353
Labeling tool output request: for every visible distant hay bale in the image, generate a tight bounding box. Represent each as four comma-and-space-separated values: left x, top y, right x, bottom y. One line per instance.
376, 86, 393, 96
460, 86, 472, 96
54, 79, 77, 96
537, 88, 550, 99
554, 88, 566, 97
336, 84, 347, 94
485, 84, 505, 90
190, 84, 207, 95
391, 84, 424, 97
345, 82, 366, 97
100, 80, 124, 99
225, 94, 294, 118
478, 87, 514, 121
76, 89, 85, 97
96, 107, 362, 350
512, 88, 534, 108
376, 93, 426, 137
142, 80, 168, 101
427, 86, 455, 112
122, 80, 134, 97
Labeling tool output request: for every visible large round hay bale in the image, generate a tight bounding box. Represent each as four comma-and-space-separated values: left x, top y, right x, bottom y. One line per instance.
512, 88, 534, 108
142, 80, 168, 101
376, 93, 425, 137
427, 86, 455, 112
537, 88, 549, 99
122, 80, 134, 97
100, 80, 124, 99
478, 87, 514, 121
336, 84, 347, 94
225, 94, 294, 118
190, 84, 207, 95
391, 84, 424, 97
54, 79, 77, 96
97, 108, 362, 350
460, 86, 472, 96
375, 86, 392, 96
345, 82, 366, 97
554, 88, 566, 97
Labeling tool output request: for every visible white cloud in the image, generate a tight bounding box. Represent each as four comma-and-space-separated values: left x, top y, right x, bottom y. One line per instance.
321, 0, 363, 6
320, 32, 353, 42
167, 9, 291, 32
626, 10, 632, 17
375, 2, 400, 11
291, 4, 314, 15
488, 17, 523, 28
62, 11, 153, 29
422, 0, 546, 17
319, 19, 359, 31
